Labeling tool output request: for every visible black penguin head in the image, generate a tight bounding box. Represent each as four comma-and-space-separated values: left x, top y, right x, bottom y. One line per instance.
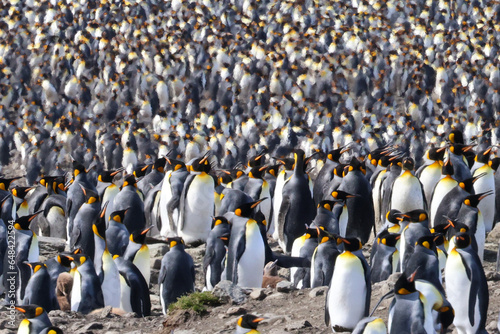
415, 235, 437, 253
303, 225, 320, 239
458, 175, 480, 193
234, 199, 266, 218
475, 147, 492, 164
445, 217, 469, 235
402, 157, 415, 171
130, 226, 153, 244
121, 174, 137, 189
79, 185, 99, 204
265, 164, 281, 178
11, 186, 34, 200
14, 211, 42, 230
72, 161, 86, 178
449, 143, 474, 156
26, 262, 47, 274
57, 253, 75, 267
426, 146, 446, 161
441, 158, 454, 176
14, 305, 46, 318
386, 209, 405, 224
70, 254, 90, 266
237, 314, 264, 330
331, 190, 356, 201
166, 237, 184, 249
327, 146, 350, 163
454, 232, 472, 249
333, 164, 347, 177
248, 150, 267, 168
376, 230, 400, 248
43, 176, 66, 194
212, 216, 230, 229
133, 165, 150, 178
318, 228, 336, 245
394, 271, 417, 295
404, 209, 428, 223
347, 157, 365, 174
490, 157, 500, 171
188, 153, 212, 173
248, 165, 267, 179
153, 157, 167, 173
275, 157, 295, 171
0, 176, 21, 191
463, 191, 493, 208
447, 129, 464, 144
166, 157, 186, 171
337, 237, 363, 252
292, 149, 306, 170
109, 209, 128, 224
98, 168, 123, 183
318, 200, 337, 211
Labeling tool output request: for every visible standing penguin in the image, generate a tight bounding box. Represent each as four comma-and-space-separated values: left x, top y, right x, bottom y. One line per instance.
244, 166, 272, 231
178, 154, 215, 244
106, 209, 130, 257
96, 168, 123, 226
159, 237, 195, 315
370, 230, 400, 283
38, 177, 67, 239
277, 149, 316, 253
417, 147, 446, 206
203, 216, 231, 291
271, 158, 294, 241
472, 148, 496, 232
15, 305, 53, 334
445, 233, 489, 334
313, 146, 349, 204
326, 237, 371, 332
310, 200, 340, 234
290, 227, 319, 289
123, 226, 152, 286
225, 201, 266, 288
399, 209, 431, 272
70, 186, 100, 260
430, 159, 458, 227
114, 256, 151, 317
159, 158, 189, 237
310, 229, 340, 288
446, 143, 473, 183
22, 262, 58, 312
338, 158, 375, 244
61, 253, 104, 314
390, 157, 426, 212
113, 175, 146, 235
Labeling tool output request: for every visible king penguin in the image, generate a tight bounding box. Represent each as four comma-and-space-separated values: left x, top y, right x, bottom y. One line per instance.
313, 146, 349, 204
417, 146, 446, 208
430, 159, 458, 227
390, 157, 426, 213
235, 314, 264, 334
113, 174, 146, 235
471, 148, 496, 232
290, 226, 319, 289
178, 153, 215, 244
203, 216, 231, 291
123, 226, 152, 286
310, 229, 340, 288
22, 262, 58, 312
271, 157, 294, 241
243, 166, 272, 233
106, 209, 130, 257
15, 305, 53, 334
445, 233, 489, 334
370, 229, 400, 283
326, 237, 371, 332
70, 186, 100, 260
159, 237, 195, 315
114, 255, 151, 317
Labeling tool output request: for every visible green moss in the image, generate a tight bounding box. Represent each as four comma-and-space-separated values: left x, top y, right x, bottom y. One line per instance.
168, 291, 221, 314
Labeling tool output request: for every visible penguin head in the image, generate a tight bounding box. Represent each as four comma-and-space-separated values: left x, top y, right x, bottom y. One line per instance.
26, 262, 47, 274
444, 217, 469, 235
426, 146, 446, 161
121, 174, 137, 189
212, 216, 230, 229
386, 209, 405, 224
248, 149, 267, 168
79, 184, 99, 204
130, 226, 153, 244
432, 233, 446, 247
133, 164, 150, 178
188, 153, 212, 174
265, 164, 281, 178
447, 129, 464, 144
333, 164, 347, 178
248, 166, 267, 179
394, 271, 417, 296
490, 157, 500, 171
441, 158, 454, 176
70, 254, 89, 267
166, 237, 184, 249
14, 305, 46, 319
274, 157, 295, 171
318, 200, 337, 211
404, 209, 428, 223
337, 237, 363, 252
14, 211, 42, 231
0, 176, 21, 191
331, 190, 356, 201
376, 230, 400, 247
318, 227, 337, 245
10, 186, 34, 200
234, 199, 266, 218
415, 235, 437, 253
292, 148, 306, 168
92, 202, 108, 240
347, 157, 365, 174
42, 327, 64, 334
327, 145, 350, 163
448, 143, 474, 156
474, 147, 492, 164
109, 209, 128, 224
463, 191, 493, 208
43, 176, 66, 194
166, 157, 186, 171
237, 314, 264, 331
458, 175, 480, 193
153, 157, 167, 173
454, 232, 472, 249
72, 161, 86, 178
98, 168, 123, 183
401, 157, 415, 171
56, 253, 75, 268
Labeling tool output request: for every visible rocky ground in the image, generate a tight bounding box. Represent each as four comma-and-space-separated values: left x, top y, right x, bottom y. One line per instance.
2, 228, 500, 334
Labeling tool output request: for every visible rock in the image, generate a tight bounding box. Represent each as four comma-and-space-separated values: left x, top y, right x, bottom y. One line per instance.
153, 258, 162, 269
265, 292, 287, 300
123, 312, 139, 318
249, 288, 267, 300
88, 306, 113, 318
485, 271, 500, 281
286, 320, 312, 330
212, 280, 248, 305
149, 244, 169, 258
276, 280, 295, 293
486, 320, 498, 331
38, 236, 67, 253
83, 322, 104, 330
226, 307, 246, 315
309, 286, 328, 298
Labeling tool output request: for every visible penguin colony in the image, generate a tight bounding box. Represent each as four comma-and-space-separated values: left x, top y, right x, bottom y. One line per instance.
0, 0, 499, 332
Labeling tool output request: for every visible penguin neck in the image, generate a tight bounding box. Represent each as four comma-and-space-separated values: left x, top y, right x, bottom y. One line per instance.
400, 169, 414, 177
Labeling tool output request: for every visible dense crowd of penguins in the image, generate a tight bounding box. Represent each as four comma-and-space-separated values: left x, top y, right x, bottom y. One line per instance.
0, 0, 500, 332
